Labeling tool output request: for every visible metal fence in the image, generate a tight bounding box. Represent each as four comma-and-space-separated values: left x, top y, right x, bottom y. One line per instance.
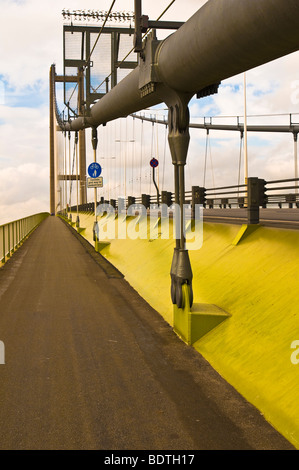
0, 213, 49, 264
265, 178, 299, 208
66, 177, 299, 225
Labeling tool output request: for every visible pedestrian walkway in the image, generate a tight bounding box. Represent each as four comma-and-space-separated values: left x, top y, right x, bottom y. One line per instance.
0, 217, 294, 450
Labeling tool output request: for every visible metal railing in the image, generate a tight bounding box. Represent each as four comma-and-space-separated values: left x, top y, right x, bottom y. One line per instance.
196, 183, 248, 209
264, 178, 299, 208
0, 213, 49, 264
65, 177, 299, 225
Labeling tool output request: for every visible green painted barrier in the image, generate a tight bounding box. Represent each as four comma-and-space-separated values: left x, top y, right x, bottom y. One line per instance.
69, 211, 299, 449
173, 284, 231, 345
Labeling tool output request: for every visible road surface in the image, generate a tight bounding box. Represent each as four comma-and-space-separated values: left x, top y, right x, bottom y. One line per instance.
203, 207, 299, 229
0, 216, 294, 450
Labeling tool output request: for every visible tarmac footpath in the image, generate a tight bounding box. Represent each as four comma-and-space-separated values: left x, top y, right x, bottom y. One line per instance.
0, 216, 294, 450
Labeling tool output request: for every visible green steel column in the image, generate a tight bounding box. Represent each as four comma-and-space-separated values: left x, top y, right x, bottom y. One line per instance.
78, 67, 87, 205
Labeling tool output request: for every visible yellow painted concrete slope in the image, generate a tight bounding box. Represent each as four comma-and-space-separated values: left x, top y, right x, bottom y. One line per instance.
71, 212, 299, 449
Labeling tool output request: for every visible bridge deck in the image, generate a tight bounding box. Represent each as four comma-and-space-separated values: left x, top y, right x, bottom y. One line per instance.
0, 216, 294, 450
203, 208, 299, 229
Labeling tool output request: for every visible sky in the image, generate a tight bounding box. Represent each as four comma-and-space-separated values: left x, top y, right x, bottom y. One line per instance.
1, 0, 299, 223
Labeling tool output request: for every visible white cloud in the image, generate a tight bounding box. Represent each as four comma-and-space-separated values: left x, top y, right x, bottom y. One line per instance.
0, 104, 49, 165
0, 163, 49, 224
0, 0, 299, 221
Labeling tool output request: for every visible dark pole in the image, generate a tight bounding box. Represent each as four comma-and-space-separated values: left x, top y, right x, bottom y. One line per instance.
49, 65, 55, 215
152, 166, 160, 205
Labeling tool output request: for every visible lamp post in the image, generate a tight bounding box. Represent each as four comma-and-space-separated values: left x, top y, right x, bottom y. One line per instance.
243, 72, 249, 207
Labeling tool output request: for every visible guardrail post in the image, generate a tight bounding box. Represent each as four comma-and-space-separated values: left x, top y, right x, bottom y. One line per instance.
161, 191, 172, 207
238, 197, 245, 208
110, 199, 116, 210
258, 178, 267, 208
161, 191, 172, 217
191, 186, 205, 219
207, 198, 214, 209
7, 224, 11, 258
286, 194, 296, 209
141, 194, 150, 209
247, 177, 260, 224
127, 196, 135, 209
11, 222, 14, 253
221, 198, 228, 209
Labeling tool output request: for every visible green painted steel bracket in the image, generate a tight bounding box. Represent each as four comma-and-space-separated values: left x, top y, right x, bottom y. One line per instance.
95, 240, 111, 252
232, 224, 261, 246
173, 284, 231, 345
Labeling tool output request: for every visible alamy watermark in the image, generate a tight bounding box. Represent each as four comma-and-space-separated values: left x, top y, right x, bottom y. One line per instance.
0, 340, 4, 364
290, 340, 299, 365
94, 203, 203, 251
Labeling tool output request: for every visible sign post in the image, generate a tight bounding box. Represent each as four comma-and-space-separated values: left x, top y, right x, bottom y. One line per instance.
88, 160, 102, 220
87, 176, 103, 188
150, 158, 160, 205
88, 162, 102, 179
90, 128, 101, 249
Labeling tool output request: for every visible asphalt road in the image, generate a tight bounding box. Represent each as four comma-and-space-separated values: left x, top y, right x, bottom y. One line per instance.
0, 216, 295, 450
203, 208, 299, 229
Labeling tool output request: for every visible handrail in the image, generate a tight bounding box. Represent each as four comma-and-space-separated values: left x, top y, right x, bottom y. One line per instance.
0, 213, 49, 264
67, 177, 299, 219
266, 177, 299, 184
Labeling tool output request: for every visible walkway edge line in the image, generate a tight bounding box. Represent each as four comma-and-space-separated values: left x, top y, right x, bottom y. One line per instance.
58, 215, 123, 279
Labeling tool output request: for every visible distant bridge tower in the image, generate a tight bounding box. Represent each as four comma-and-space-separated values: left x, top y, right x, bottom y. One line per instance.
49, 64, 87, 213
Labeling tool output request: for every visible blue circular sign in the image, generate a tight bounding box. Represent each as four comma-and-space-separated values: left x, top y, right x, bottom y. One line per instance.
150, 158, 159, 168
88, 162, 102, 178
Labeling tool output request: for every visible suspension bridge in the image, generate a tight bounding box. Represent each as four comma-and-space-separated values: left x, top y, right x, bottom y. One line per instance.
1, 0, 299, 451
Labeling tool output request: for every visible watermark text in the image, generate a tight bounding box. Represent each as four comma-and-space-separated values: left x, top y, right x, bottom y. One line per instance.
95, 203, 203, 251
290, 340, 299, 365
0, 340, 4, 364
